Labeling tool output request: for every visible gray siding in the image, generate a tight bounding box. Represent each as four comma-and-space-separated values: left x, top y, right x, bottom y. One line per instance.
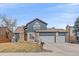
26, 20, 47, 32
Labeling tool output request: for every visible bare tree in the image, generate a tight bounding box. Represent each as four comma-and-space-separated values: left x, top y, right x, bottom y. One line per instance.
0, 15, 17, 32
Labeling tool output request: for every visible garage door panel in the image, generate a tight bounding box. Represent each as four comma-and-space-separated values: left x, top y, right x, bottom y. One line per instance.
56, 36, 65, 43
40, 36, 55, 43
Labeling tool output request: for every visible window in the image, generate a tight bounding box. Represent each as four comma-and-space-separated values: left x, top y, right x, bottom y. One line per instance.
33, 22, 40, 30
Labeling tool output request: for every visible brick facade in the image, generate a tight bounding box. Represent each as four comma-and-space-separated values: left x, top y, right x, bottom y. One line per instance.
0, 27, 12, 43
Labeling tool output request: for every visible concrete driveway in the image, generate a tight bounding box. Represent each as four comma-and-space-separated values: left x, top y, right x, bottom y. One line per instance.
0, 43, 79, 56
42, 43, 79, 56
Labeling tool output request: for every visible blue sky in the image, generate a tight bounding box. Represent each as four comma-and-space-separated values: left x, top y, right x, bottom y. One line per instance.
0, 3, 79, 29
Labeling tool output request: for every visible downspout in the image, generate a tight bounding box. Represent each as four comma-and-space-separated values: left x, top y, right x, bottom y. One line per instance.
54, 32, 57, 43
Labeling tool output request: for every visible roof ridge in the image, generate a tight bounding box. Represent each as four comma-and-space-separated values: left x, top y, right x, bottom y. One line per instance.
26, 18, 48, 27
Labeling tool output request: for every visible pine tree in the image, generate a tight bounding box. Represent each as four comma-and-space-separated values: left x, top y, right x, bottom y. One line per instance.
74, 17, 79, 41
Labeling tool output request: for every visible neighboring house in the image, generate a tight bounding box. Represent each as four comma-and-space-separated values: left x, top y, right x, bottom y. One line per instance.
24, 18, 67, 43
14, 26, 24, 42
0, 27, 13, 43
66, 25, 77, 43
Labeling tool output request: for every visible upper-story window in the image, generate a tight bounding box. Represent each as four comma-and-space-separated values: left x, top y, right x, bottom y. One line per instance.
33, 22, 40, 30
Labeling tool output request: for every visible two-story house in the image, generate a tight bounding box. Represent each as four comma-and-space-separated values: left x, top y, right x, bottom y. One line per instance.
24, 18, 67, 43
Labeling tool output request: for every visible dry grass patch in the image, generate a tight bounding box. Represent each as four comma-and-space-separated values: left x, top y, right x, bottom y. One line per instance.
0, 42, 41, 52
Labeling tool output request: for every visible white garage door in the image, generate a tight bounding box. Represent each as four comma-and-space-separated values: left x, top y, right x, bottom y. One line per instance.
56, 36, 65, 43
40, 36, 55, 43
39, 32, 66, 43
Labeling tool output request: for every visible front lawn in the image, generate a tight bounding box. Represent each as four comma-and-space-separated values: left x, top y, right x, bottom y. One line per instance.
0, 42, 41, 52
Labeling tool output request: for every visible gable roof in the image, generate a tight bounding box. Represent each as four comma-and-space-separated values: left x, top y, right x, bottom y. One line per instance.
26, 18, 48, 27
